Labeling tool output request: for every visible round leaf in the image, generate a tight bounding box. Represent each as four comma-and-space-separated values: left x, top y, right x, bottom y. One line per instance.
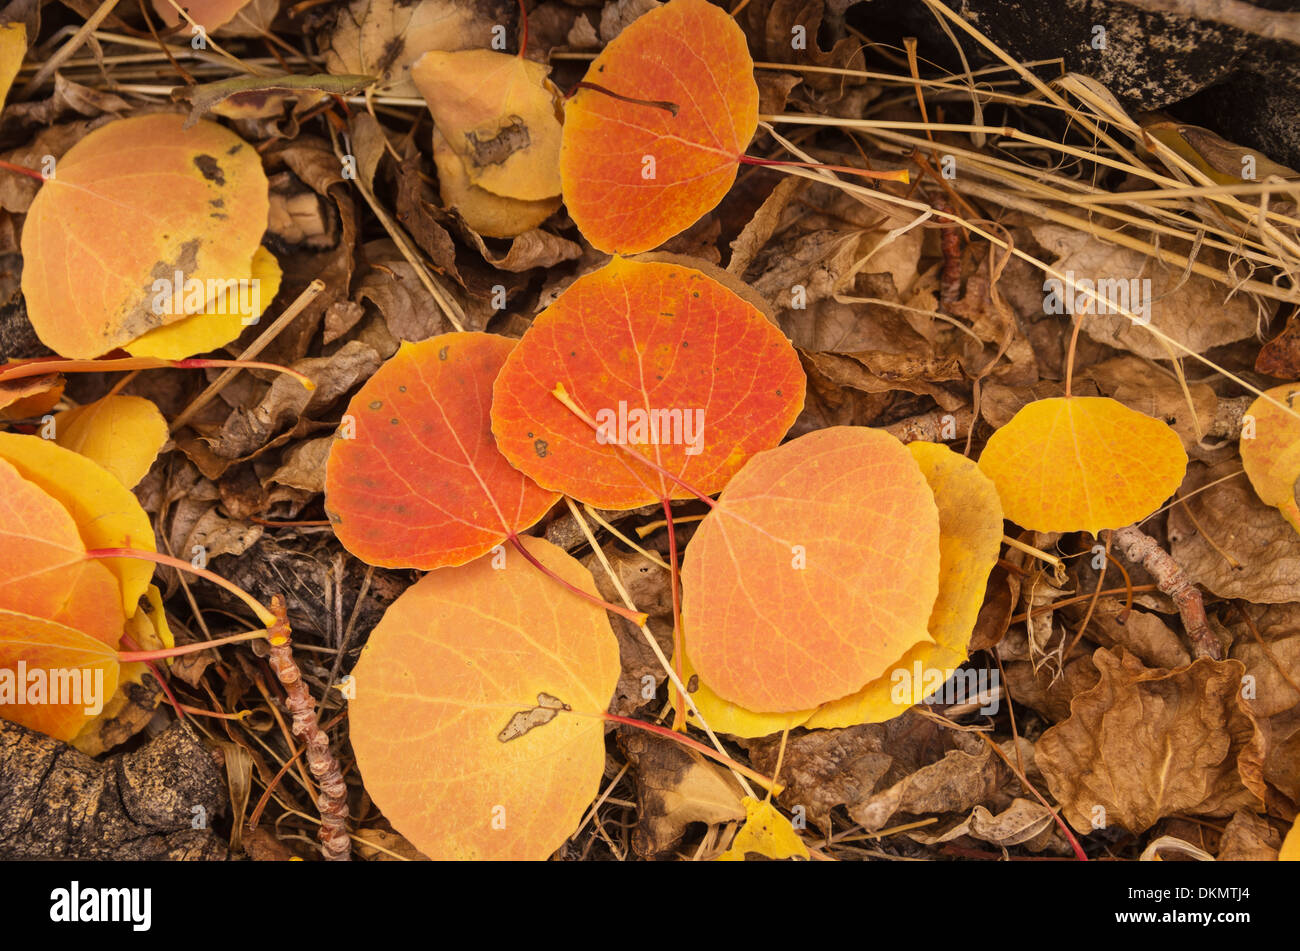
325, 332, 560, 569
681, 426, 941, 712
20, 114, 269, 358
978, 396, 1188, 534
560, 0, 758, 253
347, 535, 621, 859
52, 394, 169, 489
491, 257, 805, 509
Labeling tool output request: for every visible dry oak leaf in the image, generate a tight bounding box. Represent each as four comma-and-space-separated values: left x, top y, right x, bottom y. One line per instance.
52, 395, 168, 489
20, 114, 269, 358
1239, 383, 1300, 533
681, 426, 940, 712
716, 797, 809, 861
678, 440, 1002, 735
0, 433, 155, 616
1036, 649, 1264, 834
978, 396, 1187, 534
0, 609, 121, 743
347, 535, 620, 860
412, 49, 562, 202
325, 332, 560, 569
491, 257, 805, 509
0, 457, 125, 646
560, 0, 759, 253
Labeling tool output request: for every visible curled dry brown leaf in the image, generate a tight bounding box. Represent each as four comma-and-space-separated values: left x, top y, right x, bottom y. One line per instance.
1037, 649, 1265, 834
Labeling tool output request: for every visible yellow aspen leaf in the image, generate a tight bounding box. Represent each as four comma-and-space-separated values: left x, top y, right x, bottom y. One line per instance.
124, 246, 282, 360
1282, 816, 1300, 861
1239, 383, 1300, 533
20, 113, 269, 358
0, 432, 155, 615
430, 128, 559, 238
978, 396, 1187, 534
348, 535, 620, 859
716, 797, 809, 861
412, 49, 562, 202
53, 395, 169, 489
805, 441, 1003, 728
0, 22, 25, 109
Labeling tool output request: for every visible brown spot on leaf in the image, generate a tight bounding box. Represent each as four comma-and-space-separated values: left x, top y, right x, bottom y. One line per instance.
193, 154, 225, 186
497, 692, 569, 742
465, 116, 530, 170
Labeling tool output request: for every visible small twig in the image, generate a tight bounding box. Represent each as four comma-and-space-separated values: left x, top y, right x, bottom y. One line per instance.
264, 595, 351, 860
1112, 525, 1221, 660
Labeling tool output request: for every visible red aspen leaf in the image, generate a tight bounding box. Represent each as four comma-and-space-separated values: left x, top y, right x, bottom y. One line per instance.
560, 0, 759, 253
681, 426, 941, 713
977, 396, 1188, 534
0, 609, 120, 743
491, 257, 805, 509
0, 433, 156, 615
804, 441, 1003, 728
0, 458, 125, 647
1239, 383, 1300, 533
52, 395, 169, 489
412, 49, 562, 202
20, 113, 269, 358
347, 535, 621, 859
325, 333, 560, 569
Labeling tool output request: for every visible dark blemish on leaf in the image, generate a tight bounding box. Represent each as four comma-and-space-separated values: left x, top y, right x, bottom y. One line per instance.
776, 388, 782, 396
692, 291, 700, 298
226, 143, 243, 156
498, 693, 569, 743
656, 374, 663, 380
465, 116, 530, 169
210, 198, 225, 209
193, 154, 225, 186
660, 311, 674, 317
570, 351, 576, 357
681, 341, 689, 347
597, 64, 605, 73
534, 438, 549, 458
687, 675, 699, 693
391, 418, 400, 425
527, 432, 534, 438
398, 385, 407, 392
439, 346, 449, 360
369, 400, 382, 410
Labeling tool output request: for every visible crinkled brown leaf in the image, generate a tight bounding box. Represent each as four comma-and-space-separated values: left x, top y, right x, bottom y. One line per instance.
1037, 649, 1264, 834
